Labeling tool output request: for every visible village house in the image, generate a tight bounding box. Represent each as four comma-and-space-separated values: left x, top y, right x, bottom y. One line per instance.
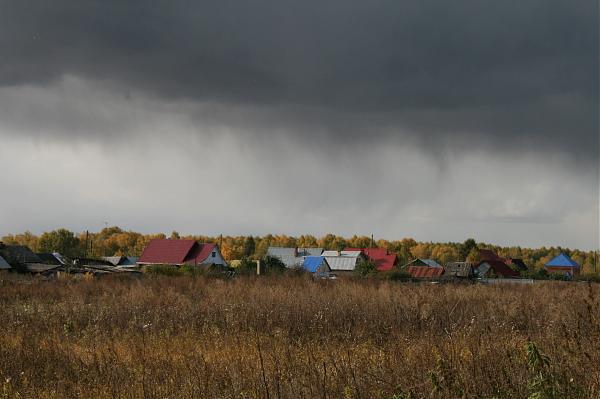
544, 253, 580, 276
266, 247, 323, 268
479, 249, 528, 272
137, 239, 227, 267
344, 247, 398, 271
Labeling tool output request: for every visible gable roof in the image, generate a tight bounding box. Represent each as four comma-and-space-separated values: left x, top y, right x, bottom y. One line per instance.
103, 256, 125, 266
408, 265, 444, 278
302, 256, 330, 273
322, 252, 362, 271
0, 255, 11, 270
37, 253, 63, 265
138, 240, 219, 265
138, 239, 196, 265
344, 248, 398, 271
2, 245, 42, 264
185, 243, 217, 265
477, 260, 519, 278
545, 253, 580, 268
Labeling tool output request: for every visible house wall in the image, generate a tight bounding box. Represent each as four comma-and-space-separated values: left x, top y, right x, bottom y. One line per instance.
201, 245, 227, 266
545, 266, 580, 276
317, 261, 331, 274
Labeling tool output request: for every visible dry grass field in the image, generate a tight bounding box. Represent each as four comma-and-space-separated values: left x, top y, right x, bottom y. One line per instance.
0, 275, 598, 398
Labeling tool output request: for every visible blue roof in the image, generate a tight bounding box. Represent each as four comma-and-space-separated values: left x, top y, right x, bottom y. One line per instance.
545, 253, 580, 268
303, 256, 326, 273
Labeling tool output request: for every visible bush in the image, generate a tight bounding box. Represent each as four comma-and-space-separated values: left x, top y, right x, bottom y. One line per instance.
285, 266, 309, 278
144, 264, 183, 277
236, 257, 258, 275
382, 270, 412, 281
262, 256, 286, 275
354, 259, 376, 277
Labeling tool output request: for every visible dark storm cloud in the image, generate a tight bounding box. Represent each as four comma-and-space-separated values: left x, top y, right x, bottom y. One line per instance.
0, 0, 597, 157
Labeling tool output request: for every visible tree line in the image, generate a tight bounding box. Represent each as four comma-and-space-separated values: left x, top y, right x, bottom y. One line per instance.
1, 227, 598, 274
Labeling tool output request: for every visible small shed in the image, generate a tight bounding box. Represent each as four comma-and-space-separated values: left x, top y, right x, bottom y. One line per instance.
302, 256, 331, 276
544, 253, 580, 276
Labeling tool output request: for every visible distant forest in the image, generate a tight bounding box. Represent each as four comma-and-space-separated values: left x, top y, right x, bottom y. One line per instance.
2, 227, 598, 274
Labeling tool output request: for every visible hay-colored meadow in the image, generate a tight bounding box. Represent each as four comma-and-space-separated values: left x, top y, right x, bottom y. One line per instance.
0, 276, 598, 398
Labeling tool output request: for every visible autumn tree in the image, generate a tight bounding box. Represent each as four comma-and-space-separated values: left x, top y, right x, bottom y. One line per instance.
410, 243, 431, 259
38, 229, 81, 258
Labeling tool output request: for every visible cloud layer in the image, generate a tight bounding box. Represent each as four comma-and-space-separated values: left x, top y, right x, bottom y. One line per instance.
0, 1, 597, 249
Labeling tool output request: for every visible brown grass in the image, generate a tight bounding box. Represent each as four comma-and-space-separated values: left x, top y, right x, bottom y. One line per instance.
0, 275, 598, 398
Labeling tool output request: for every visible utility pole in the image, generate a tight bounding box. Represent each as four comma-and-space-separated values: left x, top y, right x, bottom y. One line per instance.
84, 230, 89, 258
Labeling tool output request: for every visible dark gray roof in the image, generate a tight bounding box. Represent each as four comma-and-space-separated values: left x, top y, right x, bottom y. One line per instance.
36, 253, 63, 265
2, 245, 42, 264
103, 256, 140, 266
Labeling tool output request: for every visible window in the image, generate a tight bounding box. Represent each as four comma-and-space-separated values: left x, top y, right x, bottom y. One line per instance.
211, 251, 216, 258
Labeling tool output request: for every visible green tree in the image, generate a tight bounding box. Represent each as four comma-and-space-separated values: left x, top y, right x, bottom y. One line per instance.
263, 255, 286, 274
355, 259, 376, 277
459, 238, 477, 260
38, 229, 81, 258
243, 236, 256, 257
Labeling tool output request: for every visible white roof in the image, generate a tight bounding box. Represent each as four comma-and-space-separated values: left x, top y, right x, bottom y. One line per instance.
322, 250, 340, 256
323, 255, 360, 271
340, 251, 362, 257
0, 255, 11, 270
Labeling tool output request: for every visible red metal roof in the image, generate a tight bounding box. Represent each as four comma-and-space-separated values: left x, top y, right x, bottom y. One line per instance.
479, 249, 504, 262
138, 239, 197, 265
408, 266, 445, 278
344, 248, 397, 271
479, 260, 519, 277
184, 243, 217, 265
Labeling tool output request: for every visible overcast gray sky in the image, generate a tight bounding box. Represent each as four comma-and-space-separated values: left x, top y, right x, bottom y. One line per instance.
0, 0, 598, 249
